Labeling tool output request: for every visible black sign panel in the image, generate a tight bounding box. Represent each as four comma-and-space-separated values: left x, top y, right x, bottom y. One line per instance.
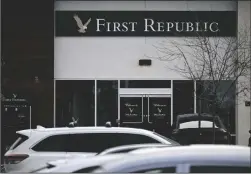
149, 97, 171, 124
120, 97, 142, 123
55, 11, 236, 37
2, 99, 30, 129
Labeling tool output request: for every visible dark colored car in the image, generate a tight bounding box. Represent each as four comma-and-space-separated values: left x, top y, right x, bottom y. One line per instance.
171, 113, 230, 145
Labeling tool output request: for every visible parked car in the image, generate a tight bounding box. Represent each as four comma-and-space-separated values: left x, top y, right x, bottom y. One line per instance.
33, 144, 178, 173
4, 125, 178, 172
91, 145, 251, 173
171, 113, 230, 145
33, 154, 126, 173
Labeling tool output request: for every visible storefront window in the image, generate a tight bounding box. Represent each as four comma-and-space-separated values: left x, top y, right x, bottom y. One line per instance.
173, 80, 194, 124
120, 80, 171, 88
56, 80, 95, 127
196, 80, 236, 144
97, 81, 118, 126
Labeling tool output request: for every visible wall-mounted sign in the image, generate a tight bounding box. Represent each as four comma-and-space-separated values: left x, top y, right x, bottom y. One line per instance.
245, 101, 250, 107
149, 97, 171, 124
120, 98, 143, 123
55, 11, 236, 37
152, 103, 167, 118
124, 103, 139, 117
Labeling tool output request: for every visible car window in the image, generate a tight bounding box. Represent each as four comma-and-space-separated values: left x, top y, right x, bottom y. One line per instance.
67, 133, 115, 153
132, 167, 176, 173
190, 165, 251, 173
113, 133, 161, 146
177, 115, 225, 129
67, 133, 161, 153
179, 121, 219, 129
32, 134, 69, 152
73, 166, 101, 173
9, 134, 29, 150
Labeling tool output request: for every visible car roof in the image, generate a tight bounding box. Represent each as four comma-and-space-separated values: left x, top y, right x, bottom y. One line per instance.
98, 143, 171, 155
177, 113, 221, 122
177, 113, 214, 118
129, 146, 174, 154
101, 145, 251, 172
17, 126, 156, 135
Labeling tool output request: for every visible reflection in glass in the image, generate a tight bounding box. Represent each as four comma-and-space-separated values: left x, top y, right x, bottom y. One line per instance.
148, 97, 171, 125
97, 81, 118, 126
196, 80, 236, 144
120, 80, 171, 88
120, 96, 143, 123
173, 80, 194, 124
56, 80, 95, 127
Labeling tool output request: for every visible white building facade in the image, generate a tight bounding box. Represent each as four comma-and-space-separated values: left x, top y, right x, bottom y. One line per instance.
54, 1, 251, 146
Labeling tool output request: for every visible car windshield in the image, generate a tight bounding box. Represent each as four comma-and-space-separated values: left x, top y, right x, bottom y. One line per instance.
177, 115, 226, 129
152, 132, 180, 145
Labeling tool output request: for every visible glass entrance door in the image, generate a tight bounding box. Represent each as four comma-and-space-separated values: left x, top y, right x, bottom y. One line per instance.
120, 94, 144, 124
120, 94, 171, 135
148, 95, 171, 125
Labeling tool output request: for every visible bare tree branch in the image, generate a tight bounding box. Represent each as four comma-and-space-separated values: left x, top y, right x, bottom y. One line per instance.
151, 26, 251, 114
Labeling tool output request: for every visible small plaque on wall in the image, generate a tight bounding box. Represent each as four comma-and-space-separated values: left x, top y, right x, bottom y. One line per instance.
245, 101, 250, 106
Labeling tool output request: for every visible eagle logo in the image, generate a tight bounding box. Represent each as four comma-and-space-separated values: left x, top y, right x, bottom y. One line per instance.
157, 108, 162, 113
73, 14, 91, 33
129, 108, 134, 113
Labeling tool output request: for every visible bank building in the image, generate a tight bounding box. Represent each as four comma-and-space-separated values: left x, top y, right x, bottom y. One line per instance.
1, 0, 251, 149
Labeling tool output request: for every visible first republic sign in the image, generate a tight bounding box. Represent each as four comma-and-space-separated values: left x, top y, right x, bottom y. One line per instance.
55, 11, 237, 37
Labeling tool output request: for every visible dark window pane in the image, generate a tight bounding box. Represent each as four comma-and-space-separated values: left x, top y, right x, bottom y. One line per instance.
133, 167, 176, 173
67, 133, 160, 153
173, 80, 194, 124
196, 80, 236, 143
97, 80, 118, 126
114, 133, 160, 146
190, 165, 251, 173
149, 97, 171, 125
68, 133, 114, 153
120, 80, 171, 88
120, 97, 143, 123
32, 135, 68, 152
56, 80, 95, 127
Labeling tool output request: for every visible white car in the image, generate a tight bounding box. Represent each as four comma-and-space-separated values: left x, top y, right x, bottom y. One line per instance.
97, 143, 174, 155
33, 154, 127, 173
91, 145, 251, 173
33, 144, 177, 173
34, 144, 176, 173
4, 125, 178, 172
